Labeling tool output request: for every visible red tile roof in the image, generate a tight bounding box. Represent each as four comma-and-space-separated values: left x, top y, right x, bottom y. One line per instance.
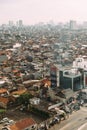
11, 89, 27, 95
41, 79, 51, 87
0, 88, 7, 94
0, 97, 9, 104
8, 118, 36, 130
12, 69, 19, 73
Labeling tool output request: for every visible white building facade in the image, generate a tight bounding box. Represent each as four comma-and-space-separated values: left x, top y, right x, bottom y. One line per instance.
73, 56, 87, 88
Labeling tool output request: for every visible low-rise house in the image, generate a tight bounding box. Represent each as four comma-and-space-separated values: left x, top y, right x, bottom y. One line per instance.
0, 88, 28, 109
0, 80, 6, 88
0, 88, 9, 97
80, 89, 87, 102
0, 97, 9, 109
3, 67, 12, 73
30, 97, 40, 105
11, 88, 27, 98
5, 118, 37, 130
0, 54, 8, 63
23, 80, 40, 88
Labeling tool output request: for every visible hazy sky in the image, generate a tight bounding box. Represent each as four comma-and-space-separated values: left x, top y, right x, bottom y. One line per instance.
0, 0, 87, 25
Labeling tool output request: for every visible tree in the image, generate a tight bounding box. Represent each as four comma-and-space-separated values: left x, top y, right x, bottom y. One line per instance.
0, 109, 6, 119
18, 93, 33, 106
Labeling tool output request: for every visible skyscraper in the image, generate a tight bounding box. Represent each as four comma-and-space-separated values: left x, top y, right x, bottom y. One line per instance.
19, 20, 23, 27
8, 21, 14, 27
16, 20, 23, 28
70, 20, 77, 30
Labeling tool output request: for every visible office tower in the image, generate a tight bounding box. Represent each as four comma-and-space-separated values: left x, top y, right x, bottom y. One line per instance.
19, 20, 23, 27
50, 65, 59, 88
84, 71, 87, 88
70, 20, 77, 30
8, 21, 14, 27
59, 69, 82, 91
83, 21, 87, 29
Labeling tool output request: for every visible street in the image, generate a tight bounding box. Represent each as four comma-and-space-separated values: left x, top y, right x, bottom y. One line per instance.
50, 106, 87, 130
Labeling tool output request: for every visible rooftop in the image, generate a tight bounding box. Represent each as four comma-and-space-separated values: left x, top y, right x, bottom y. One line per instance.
63, 69, 81, 78
7, 118, 36, 130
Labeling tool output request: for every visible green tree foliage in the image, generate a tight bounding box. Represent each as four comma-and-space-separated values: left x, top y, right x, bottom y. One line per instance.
18, 93, 33, 106
0, 109, 6, 119
30, 106, 50, 119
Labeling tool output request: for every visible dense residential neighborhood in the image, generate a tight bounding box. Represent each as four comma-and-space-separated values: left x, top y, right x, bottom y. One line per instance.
0, 21, 87, 130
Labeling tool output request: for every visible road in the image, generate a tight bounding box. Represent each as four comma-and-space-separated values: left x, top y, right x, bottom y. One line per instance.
50, 106, 87, 130
78, 123, 87, 130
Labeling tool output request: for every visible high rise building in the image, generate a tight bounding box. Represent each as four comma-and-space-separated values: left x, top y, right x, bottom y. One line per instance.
84, 71, 87, 88
16, 21, 19, 27
59, 68, 82, 91
19, 20, 23, 27
70, 20, 77, 30
8, 21, 14, 27
73, 56, 87, 70
50, 64, 59, 87
83, 21, 87, 29
16, 20, 23, 28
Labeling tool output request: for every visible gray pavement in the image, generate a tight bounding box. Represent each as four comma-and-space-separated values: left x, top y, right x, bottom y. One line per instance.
49, 106, 87, 130
78, 123, 87, 130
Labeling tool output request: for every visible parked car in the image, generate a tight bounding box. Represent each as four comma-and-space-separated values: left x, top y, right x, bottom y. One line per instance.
67, 97, 75, 104
2, 127, 8, 130
73, 104, 80, 111
0, 117, 9, 124
52, 117, 60, 124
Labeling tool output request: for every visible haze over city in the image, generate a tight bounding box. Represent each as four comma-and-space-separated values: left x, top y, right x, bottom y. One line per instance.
1, 0, 87, 25
1, 0, 87, 130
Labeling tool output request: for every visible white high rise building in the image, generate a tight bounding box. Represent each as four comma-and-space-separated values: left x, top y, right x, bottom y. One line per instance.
70, 20, 77, 30
73, 56, 87, 70
16, 20, 23, 27
19, 20, 23, 27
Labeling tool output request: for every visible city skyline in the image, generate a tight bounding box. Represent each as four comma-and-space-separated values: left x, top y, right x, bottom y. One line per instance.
1, 0, 87, 25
